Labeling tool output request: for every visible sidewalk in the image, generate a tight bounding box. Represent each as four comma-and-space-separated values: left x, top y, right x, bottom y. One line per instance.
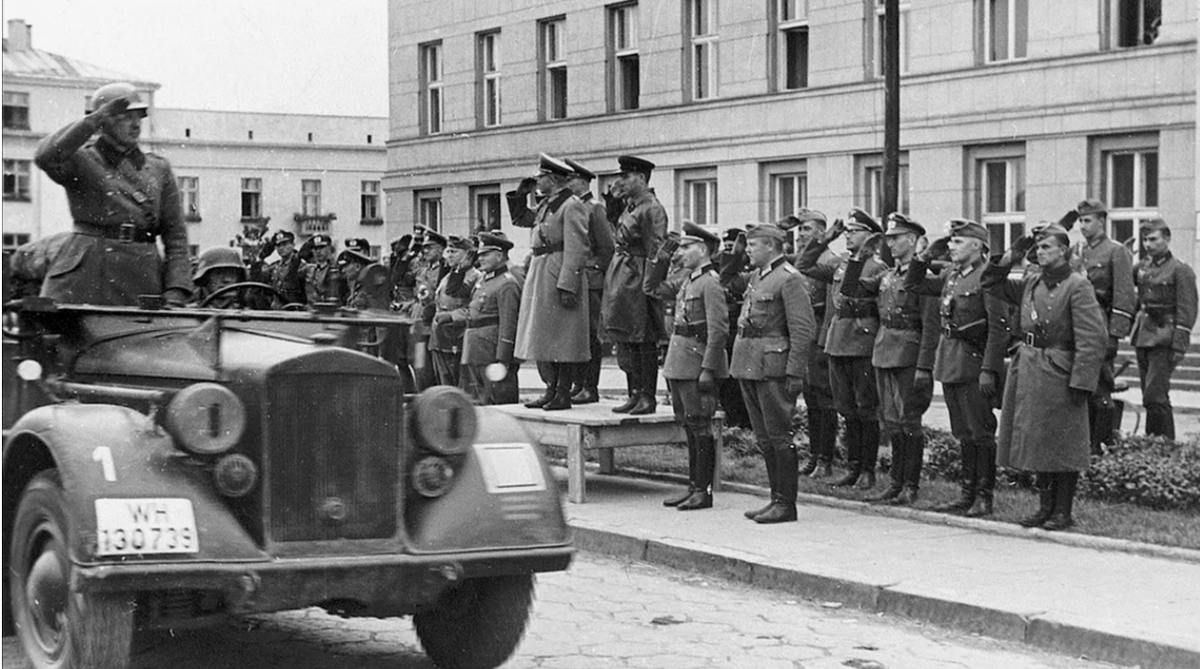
560, 471, 1200, 669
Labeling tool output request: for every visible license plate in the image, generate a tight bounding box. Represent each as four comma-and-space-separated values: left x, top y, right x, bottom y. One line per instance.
94, 498, 199, 556
475, 443, 546, 494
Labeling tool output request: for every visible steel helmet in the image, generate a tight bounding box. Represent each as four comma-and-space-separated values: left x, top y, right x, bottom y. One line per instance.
193, 247, 246, 284
89, 82, 149, 116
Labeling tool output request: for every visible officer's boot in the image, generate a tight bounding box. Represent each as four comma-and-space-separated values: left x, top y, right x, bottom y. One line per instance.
1042, 472, 1079, 531
869, 431, 904, 503
755, 447, 799, 523
830, 418, 862, 487
543, 363, 574, 410
933, 441, 977, 513
799, 409, 823, 476
664, 431, 698, 507
1088, 395, 1113, 456
612, 353, 641, 413
745, 444, 778, 519
893, 431, 924, 506
1018, 472, 1056, 527
856, 419, 880, 490
628, 346, 658, 415
525, 362, 558, 408
811, 409, 838, 478
678, 434, 715, 511
965, 440, 996, 517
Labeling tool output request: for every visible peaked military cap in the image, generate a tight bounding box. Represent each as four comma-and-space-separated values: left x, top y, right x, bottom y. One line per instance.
745, 223, 787, 242
477, 231, 514, 254
447, 234, 474, 251
617, 155, 655, 176
337, 238, 373, 265
680, 221, 720, 247
536, 152, 573, 177
793, 208, 828, 225
1075, 199, 1107, 216
1033, 223, 1070, 246
271, 230, 296, 245
885, 212, 925, 237
722, 227, 744, 243
845, 207, 883, 234
776, 215, 803, 230
563, 158, 595, 181
948, 218, 989, 245
421, 230, 448, 248
310, 233, 332, 248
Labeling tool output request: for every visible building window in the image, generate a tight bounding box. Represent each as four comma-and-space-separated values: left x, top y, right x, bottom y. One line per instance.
3, 233, 32, 251
980, 0, 1027, 63
539, 18, 568, 121
608, 3, 640, 112
1107, 0, 1162, 48
684, 0, 719, 102
678, 168, 719, 227
769, 1, 808, 91
420, 41, 444, 135
871, 0, 909, 78
763, 160, 808, 223
3, 159, 31, 201
361, 180, 381, 223
858, 154, 910, 220
471, 185, 502, 233
965, 146, 1026, 253
1092, 134, 1158, 250
415, 189, 443, 232
241, 178, 262, 219
178, 176, 201, 222
3, 91, 30, 130
477, 31, 502, 128
302, 179, 322, 217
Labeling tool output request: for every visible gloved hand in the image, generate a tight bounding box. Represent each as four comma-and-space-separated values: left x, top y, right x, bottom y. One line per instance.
732, 231, 747, 257
1106, 336, 1119, 360
163, 288, 190, 307
393, 235, 413, 254
517, 177, 538, 196
94, 93, 131, 119
922, 236, 951, 262
258, 234, 276, 259
433, 311, 452, 324
660, 234, 681, 258
558, 289, 578, 309
1010, 234, 1036, 260
786, 375, 806, 398
857, 232, 884, 260
820, 219, 845, 245
914, 369, 934, 397
698, 369, 715, 394
978, 370, 998, 402
1172, 350, 1187, 367
1069, 387, 1090, 406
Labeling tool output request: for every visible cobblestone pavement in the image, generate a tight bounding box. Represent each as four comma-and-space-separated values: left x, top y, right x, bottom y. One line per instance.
3, 553, 1116, 669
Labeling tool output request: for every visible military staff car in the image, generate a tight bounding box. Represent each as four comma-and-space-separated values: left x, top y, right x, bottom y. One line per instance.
2, 295, 573, 669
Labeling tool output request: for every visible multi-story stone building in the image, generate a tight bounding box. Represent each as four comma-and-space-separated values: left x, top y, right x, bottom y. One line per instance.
3, 19, 388, 259
385, 0, 1197, 264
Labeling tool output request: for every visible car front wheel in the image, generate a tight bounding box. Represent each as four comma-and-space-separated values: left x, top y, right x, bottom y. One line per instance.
10, 470, 136, 669
413, 574, 535, 669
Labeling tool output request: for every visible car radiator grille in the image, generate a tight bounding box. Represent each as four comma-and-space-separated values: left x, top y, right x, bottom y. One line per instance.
266, 373, 400, 542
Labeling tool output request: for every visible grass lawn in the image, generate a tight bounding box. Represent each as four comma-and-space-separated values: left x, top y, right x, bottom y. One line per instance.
543, 440, 1200, 552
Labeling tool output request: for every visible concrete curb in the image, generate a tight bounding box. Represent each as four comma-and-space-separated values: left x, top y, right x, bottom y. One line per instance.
570, 522, 1200, 669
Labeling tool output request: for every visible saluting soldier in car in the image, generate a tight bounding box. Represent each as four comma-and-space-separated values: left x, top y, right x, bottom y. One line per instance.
515, 153, 593, 410
33, 81, 191, 306
255, 230, 309, 308
796, 208, 887, 491
339, 239, 390, 311
460, 232, 524, 405
303, 234, 342, 305
602, 155, 669, 415
430, 236, 482, 389
905, 220, 1009, 517
563, 158, 617, 405
1071, 199, 1137, 454
984, 223, 1107, 531
732, 223, 815, 524
644, 222, 730, 511
1130, 218, 1198, 439
840, 214, 940, 505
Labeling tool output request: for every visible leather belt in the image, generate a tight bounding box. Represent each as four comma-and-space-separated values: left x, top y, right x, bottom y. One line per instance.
673, 322, 707, 341
835, 302, 879, 319
531, 243, 563, 256
74, 221, 155, 244
1022, 332, 1074, 351
738, 325, 785, 338
881, 315, 922, 331
615, 245, 646, 257
467, 316, 500, 328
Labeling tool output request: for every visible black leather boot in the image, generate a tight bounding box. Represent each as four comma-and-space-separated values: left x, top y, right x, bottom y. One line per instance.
1018, 472, 1056, 527
868, 433, 903, 502
755, 448, 798, 523
612, 359, 640, 413
830, 418, 861, 487
543, 363, 574, 410
933, 441, 977, 513
799, 409, 823, 476
678, 435, 715, 511
664, 432, 697, 507
857, 419, 881, 490
628, 348, 658, 415
965, 440, 996, 517
1042, 472, 1079, 531
890, 431, 923, 506
745, 444, 777, 519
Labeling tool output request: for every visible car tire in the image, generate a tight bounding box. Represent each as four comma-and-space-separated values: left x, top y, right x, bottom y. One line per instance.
10, 470, 136, 669
413, 574, 535, 669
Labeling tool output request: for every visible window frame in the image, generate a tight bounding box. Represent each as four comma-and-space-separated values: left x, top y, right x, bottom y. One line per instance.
415, 189, 443, 233
3, 158, 32, 202
856, 153, 910, 220
683, 0, 719, 102
419, 41, 445, 135
677, 167, 719, 228
3, 233, 32, 251
301, 179, 322, 217
470, 184, 503, 234
361, 180, 382, 223
240, 177, 263, 220
1104, 0, 1163, 49
3, 91, 30, 130
1091, 133, 1159, 252
538, 17, 569, 121
762, 159, 809, 224
608, 2, 641, 112
980, 0, 1028, 64
768, 0, 809, 92
178, 176, 201, 222
870, 0, 909, 79
966, 144, 1027, 254
477, 30, 502, 128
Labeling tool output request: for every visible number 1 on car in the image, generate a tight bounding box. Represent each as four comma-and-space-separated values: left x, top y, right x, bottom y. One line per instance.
93, 446, 116, 482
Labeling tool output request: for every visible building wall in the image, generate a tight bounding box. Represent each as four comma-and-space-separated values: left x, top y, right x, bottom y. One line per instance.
386, 0, 1198, 265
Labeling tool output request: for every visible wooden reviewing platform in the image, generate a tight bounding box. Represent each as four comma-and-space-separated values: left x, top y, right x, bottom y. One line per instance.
492, 402, 724, 504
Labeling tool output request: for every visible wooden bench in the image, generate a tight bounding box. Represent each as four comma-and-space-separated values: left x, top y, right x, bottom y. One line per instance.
491, 402, 724, 503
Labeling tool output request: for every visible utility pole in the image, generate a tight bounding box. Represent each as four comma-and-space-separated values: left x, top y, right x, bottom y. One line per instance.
883, 0, 901, 219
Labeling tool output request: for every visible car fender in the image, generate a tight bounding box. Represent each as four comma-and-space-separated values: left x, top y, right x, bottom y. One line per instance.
5, 403, 267, 566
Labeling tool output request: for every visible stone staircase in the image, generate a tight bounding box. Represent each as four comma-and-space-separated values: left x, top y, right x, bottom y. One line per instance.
1115, 339, 1200, 393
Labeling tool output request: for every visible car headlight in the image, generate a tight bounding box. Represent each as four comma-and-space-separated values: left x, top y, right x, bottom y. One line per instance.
163, 383, 246, 455
411, 385, 477, 456
411, 455, 455, 498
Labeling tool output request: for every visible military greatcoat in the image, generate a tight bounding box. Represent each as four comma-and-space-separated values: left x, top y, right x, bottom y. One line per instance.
514, 188, 592, 362
983, 262, 1107, 472
34, 115, 191, 305
601, 189, 668, 343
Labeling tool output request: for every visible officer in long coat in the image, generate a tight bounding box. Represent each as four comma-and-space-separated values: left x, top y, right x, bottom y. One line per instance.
645, 222, 730, 511
430, 236, 481, 389
34, 82, 191, 306
984, 224, 1106, 530
1130, 219, 1198, 439
514, 154, 593, 410
602, 155, 669, 415
841, 214, 940, 505
906, 220, 1009, 517
564, 158, 617, 404
1072, 199, 1137, 453
731, 223, 815, 524
796, 208, 887, 490
460, 232, 523, 405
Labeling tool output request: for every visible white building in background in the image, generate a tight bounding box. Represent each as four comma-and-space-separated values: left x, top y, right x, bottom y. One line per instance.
2, 19, 388, 259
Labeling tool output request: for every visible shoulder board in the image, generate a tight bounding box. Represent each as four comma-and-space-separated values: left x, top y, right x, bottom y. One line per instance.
503, 272, 519, 284
782, 264, 799, 274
